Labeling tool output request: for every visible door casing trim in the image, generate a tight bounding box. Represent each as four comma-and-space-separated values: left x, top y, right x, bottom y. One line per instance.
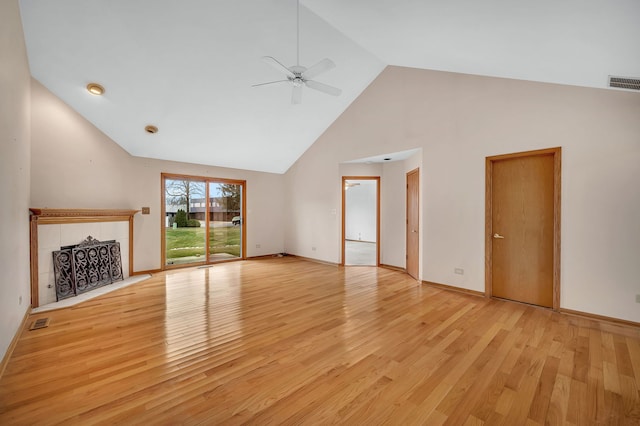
406, 168, 420, 280
485, 147, 561, 310
341, 176, 380, 267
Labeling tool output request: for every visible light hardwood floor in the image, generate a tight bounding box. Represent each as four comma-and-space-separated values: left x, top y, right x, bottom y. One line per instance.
1, 258, 639, 424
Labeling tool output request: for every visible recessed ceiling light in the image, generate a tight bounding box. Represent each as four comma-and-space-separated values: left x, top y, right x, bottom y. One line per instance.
86, 83, 105, 95
145, 125, 158, 134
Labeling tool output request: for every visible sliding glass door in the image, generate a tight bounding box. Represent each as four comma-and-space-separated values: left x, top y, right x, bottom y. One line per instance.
162, 174, 245, 268
164, 178, 207, 266
208, 182, 242, 262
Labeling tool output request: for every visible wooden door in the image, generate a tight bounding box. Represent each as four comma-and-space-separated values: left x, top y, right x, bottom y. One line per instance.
489, 150, 559, 308
406, 169, 419, 280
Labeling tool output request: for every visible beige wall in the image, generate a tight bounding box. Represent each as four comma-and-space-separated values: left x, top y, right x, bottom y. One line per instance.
0, 0, 31, 359
285, 66, 640, 323
380, 161, 405, 268
337, 157, 423, 270
30, 80, 285, 272
378, 150, 424, 271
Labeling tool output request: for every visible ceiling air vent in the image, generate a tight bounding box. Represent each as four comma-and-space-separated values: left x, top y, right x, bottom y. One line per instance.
608, 76, 640, 91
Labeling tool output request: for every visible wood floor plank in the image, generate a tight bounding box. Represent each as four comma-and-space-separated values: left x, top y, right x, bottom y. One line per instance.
620, 374, 640, 419
527, 355, 560, 423
627, 337, 640, 389
568, 377, 588, 425
614, 334, 636, 377
469, 371, 509, 421
546, 373, 571, 424
587, 357, 607, 423
0, 258, 638, 424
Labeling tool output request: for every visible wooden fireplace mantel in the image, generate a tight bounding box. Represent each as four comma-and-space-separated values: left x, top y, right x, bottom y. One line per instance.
29, 208, 140, 307
29, 208, 140, 223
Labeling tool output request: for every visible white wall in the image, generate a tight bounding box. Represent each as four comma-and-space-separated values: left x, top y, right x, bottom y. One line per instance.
0, 0, 31, 360
345, 180, 377, 242
285, 66, 640, 323
30, 80, 285, 272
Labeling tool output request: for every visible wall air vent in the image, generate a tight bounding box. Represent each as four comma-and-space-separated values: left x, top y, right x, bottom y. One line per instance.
608, 76, 640, 91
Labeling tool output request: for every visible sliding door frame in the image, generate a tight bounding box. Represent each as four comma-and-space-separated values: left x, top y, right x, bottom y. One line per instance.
161, 173, 246, 270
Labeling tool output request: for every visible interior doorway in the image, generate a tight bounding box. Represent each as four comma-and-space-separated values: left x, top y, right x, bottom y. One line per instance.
485, 147, 561, 309
342, 176, 380, 266
406, 168, 419, 280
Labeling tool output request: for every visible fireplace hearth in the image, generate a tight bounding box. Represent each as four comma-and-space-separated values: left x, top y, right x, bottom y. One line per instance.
52, 236, 123, 301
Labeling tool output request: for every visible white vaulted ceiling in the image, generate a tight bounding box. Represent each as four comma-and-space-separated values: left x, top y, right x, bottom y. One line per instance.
19, 0, 640, 173
303, 0, 640, 89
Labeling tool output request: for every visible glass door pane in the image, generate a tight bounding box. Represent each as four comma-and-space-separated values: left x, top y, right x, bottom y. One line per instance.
208, 182, 242, 262
164, 178, 207, 266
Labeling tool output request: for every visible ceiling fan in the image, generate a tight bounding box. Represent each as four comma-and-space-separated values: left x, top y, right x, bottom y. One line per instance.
253, 0, 341, 104
344, 182, 361, 189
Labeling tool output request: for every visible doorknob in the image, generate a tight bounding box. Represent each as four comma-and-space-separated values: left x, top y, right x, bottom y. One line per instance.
412, 230, 417, 233
493, 233, 505, 239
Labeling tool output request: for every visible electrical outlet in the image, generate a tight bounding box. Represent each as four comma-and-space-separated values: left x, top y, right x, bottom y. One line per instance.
312, 246, 317, 251
636, 294, 640, 303
19, 295, 22, 305
141, 207, 150, 214
454, 268, 464, 275
256, 244, 261, 249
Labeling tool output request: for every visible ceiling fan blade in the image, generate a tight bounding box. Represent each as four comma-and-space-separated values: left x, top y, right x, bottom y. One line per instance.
252, 80, 289, 87
305, 80, 342, 97
291, 85, 302, 104
261, 56, 295, 79
302, 58, 336, 80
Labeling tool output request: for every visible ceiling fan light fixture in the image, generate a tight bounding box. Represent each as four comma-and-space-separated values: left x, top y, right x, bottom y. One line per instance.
253, 0, 341, 104
86, 83, 105, 95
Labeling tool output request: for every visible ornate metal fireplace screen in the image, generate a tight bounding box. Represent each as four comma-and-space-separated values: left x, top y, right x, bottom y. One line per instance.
52, 236, 123, 301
